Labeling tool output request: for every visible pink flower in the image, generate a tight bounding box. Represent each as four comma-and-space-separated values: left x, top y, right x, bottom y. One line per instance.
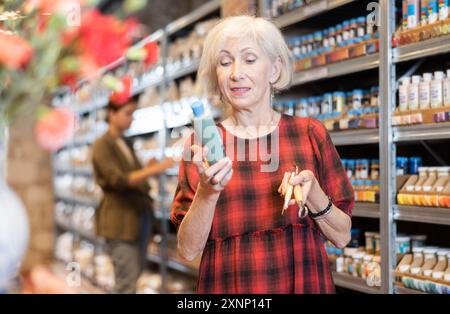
0, 33, 34, 69
35, 107, 78, 151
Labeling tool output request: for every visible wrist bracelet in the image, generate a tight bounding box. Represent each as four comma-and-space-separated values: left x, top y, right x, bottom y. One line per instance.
308, 196, 333, 219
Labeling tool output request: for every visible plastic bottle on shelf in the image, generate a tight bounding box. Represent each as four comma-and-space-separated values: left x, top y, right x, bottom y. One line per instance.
444, 70, 450, 107
431, 71, 445, 108
357, 17, 366, 38
419, 73, 433, 109
399, 77, 410, 112
409, 156, 422, 175
408, 75, 421, 110
352, 89, 364, 110
407, 0, 420, 28
421, 0, 430, 26
428, 0, 439, 24
336, 24, 343, 45
403, 0, 409, 29
335, 248, 345, 273
440, 0, 450, 20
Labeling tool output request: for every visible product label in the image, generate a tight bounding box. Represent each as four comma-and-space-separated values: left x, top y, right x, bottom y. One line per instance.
408, 4, 418, 28
419, 83, 431, 109
443, 80, 450, 106
429, 1, 439, 23
431, 82, 443, 108
399, 85, 409, 111
408, 86, 420, 110
439, 0, 450, 20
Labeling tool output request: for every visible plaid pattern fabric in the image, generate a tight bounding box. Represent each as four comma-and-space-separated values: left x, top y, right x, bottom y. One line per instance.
170, 115, 354, 294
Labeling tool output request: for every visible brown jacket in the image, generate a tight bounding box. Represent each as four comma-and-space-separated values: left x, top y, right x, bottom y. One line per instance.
92, 131, 153, 241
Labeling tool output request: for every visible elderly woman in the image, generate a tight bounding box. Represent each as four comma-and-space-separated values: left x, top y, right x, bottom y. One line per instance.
170, 16, 354, 294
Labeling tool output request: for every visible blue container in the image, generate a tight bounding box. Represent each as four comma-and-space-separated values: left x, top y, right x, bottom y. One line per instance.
409, 157, 423, 175
397, 157, 409, 175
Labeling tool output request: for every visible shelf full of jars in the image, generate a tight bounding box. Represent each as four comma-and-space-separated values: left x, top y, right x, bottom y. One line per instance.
51, 0, 222, 293
260, 0, 450, 294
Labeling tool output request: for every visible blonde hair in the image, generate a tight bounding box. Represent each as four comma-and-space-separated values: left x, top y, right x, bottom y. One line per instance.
198, 15, 293, 98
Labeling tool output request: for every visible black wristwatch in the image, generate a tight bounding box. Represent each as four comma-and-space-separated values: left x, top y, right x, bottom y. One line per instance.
308, 196, 333, 219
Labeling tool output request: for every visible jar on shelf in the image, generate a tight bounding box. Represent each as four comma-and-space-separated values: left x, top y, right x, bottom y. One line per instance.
360, 159, 370, 180
396, 236, 412, 255
411, 235, 427, 249
352, 252, 365, 277
374, 234, 381, 256
396, 157, 409, 176
352, 89, 364, 109
365, 232, 376, 255
370, 159, 380, 180
409, 157, 423, 175
344, 247, 357, 274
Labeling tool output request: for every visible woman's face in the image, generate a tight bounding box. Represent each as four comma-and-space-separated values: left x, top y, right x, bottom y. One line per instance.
109, 102, 137, 131
216, 38, 281, 111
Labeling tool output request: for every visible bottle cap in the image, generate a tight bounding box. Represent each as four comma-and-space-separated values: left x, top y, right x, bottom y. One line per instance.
423, 73, 433, 82
434, 71, 445, 80
412, 75, 421, 84
191, 101, 205, 117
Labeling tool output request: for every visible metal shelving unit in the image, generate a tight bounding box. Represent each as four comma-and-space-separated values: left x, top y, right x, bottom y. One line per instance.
394, 205, 450, 226
271, 0, 355, 28
330, 128, 379, 146
332, 272, 381, 294
353, 203, 380, 219
291, 54, 380, 86
394, 122, 450, 142
393, 35, 450, 63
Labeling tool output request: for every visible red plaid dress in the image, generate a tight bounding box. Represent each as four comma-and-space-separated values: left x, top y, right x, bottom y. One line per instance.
170, 115, 354, 294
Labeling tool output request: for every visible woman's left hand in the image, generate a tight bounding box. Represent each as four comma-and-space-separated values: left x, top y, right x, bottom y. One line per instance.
278, 169, 318, 208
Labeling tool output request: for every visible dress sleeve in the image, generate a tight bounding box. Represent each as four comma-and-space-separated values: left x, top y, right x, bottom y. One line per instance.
170, 134, 200, 228
308, 118, 354, 216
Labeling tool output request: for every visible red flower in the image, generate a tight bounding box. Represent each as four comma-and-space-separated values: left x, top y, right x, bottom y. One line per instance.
35, 107, 78, 151
144, 41, 159, 67
0, 33, 34, 69
109, 75, 133, 106
79, 10, 132, 67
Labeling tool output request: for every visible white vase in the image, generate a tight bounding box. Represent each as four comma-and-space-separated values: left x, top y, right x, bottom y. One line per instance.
0, 127, 29, 293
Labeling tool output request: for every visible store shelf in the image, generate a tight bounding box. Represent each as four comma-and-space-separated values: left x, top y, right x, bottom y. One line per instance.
54, 166, 93, 177
332, 272, 381, 294
394, 283, 429, 294
352, 203, 380, 218
76, 97, 109, 115
394, 205, 450, 226
329, 128, 379, 146
166, 0, 220, 36
147, 253, 199, 277
393, 35, 450, 63
55, 193, 100, 208
273, 0, 355, 28
166, 59, 200, 82
292, 54, 380, 86
55, 221, 100, 244
393, 122, 450, 142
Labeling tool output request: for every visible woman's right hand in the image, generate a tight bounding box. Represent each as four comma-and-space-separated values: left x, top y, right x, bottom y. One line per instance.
191, 145, 233, 195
